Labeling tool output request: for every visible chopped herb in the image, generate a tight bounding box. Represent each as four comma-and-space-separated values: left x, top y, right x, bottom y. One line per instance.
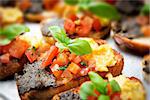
59, 66, 68, 71
33, 46, 37, 51
80, 61, 87, 66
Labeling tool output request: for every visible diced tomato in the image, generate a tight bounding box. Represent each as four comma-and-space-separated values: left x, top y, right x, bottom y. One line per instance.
53, 53, 69, 66
9, 39, 29, 59
61, 70, 73, 83
67, 62, 81, 74
25, 49, 37, 63
111, 92, 121, 100
72, 56, 82, 64
64, 19, 76, 34
87, 96, 97, 100
1, 42, 13, 54
94, 89, 100, 96
41, 46, 58, 68
107, 83, 113, 96
88, 59, 96, 70
76, 16, 93, 36
69, 53, 76, 61
92, 18, 101, 31
0, 53, 10, 63
80, 68, 90, 76
68, 14, 78, 21
50, 64, 63, 78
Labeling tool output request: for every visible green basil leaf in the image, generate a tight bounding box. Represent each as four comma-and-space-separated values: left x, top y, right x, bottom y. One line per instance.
140, 4, 150, 15
0, 38, 11, 45
80, 61, 87, 66
80, 82, 96, 99
68, 39, 92, 55
98, 95, 110, 100
2, 24, 30, 40
49, 26, 70, 44
78, 0, 93, 10
88, 71, 108, 94
88, 2, 120, 20
59, 66, 67, 71
64, 0, 79, 5
109, 80, 121, 92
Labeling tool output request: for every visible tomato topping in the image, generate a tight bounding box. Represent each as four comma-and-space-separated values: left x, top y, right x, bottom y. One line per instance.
0, 53, 10, 63
80, 68, 90, 76
92, 18, 101, 32
72, 56, 82, 64
69, 53, 76, 61
41, 46, 58, 68
25, 49, 37, 63
53, 53, 69, 66
1, 42, 13, 54
64, 19, 76, 34
87, 96, 97, 100
61, 70, 73, 84
50, 64, 63, 79
107, 84, 113, 96
68, 14, 78, 21
111, 92, 121, 100
9, 39, 29, 59
76, 16, 93, 36
67, 62, 81, 74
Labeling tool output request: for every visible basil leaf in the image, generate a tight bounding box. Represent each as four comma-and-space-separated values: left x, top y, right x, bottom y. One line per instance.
64, 0, 79, 5
49, 26, 70, 44
88, 2, 120, 20
80, 61, 87, 66
80, 82, 96, 99
2, 24, 30, 39
140, 4, 150, 15
98, 95, 110, 100
109, 80, 121, 92
68, 39, 92, 55
88, 71, 108, 94
59, 66, 67, 71
78, 0, 93, 10
49, 26, 92, 55
0, 38, 11, 45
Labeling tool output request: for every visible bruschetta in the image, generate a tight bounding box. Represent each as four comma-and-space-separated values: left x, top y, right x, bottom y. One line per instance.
16, 26, 123, 100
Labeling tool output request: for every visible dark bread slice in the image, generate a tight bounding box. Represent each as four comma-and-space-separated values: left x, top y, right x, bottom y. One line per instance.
113, 34, 150, 55
16, 40, 124, 100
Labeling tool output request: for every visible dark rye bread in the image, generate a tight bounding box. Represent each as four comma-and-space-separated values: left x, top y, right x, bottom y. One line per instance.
52, 88, 80, 100
16, 49, 123, 100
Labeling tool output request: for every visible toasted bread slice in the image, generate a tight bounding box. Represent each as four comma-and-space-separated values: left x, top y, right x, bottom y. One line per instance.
113, 34, 150, 55
52, 76, 146, 100
16, 47, 123, 100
